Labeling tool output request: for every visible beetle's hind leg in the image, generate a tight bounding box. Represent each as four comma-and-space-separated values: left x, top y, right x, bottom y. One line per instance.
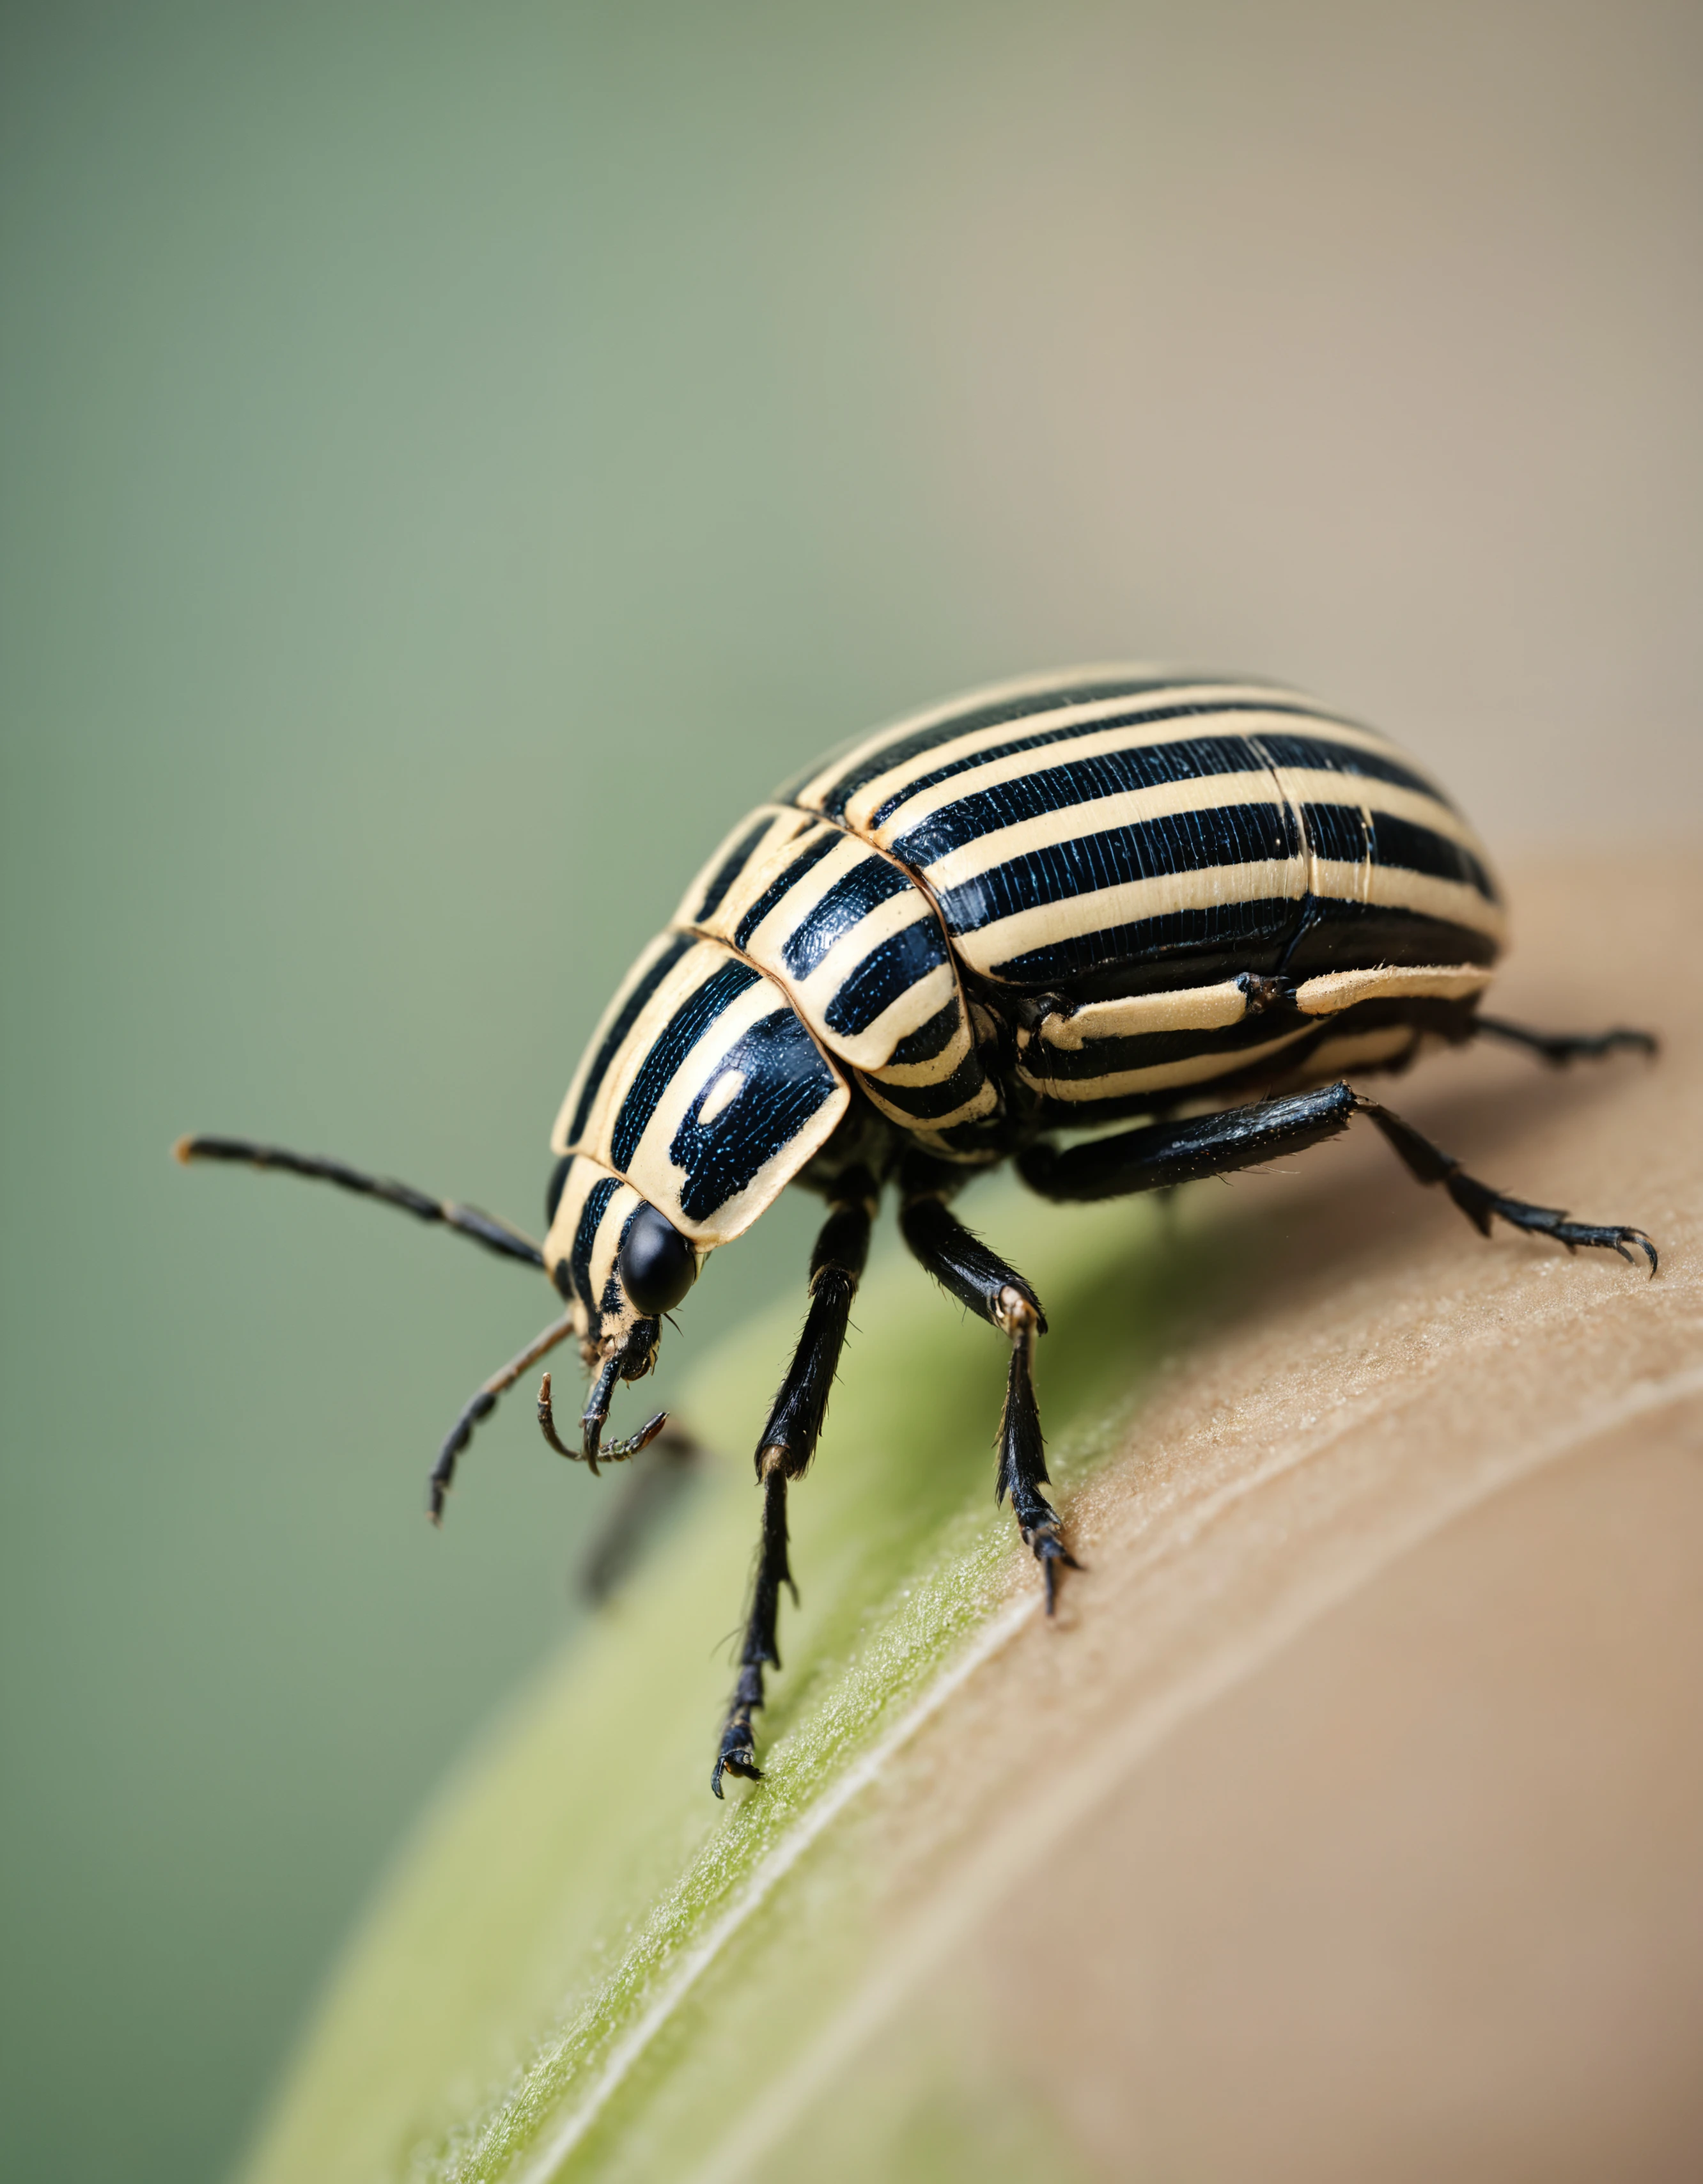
898, 1160, 1080, 1611
1474, 1015, 1658, 1068
711, 1171, 877, 1798
1019, 1080, 1656, 1273
1354, 1097, 1657, 1271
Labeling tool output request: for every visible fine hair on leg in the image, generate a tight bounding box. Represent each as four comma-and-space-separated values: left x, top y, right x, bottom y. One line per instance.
898, 1158, 1077, 1609
1018, 1082, 1655, 1272
711, 1171, 876, 1797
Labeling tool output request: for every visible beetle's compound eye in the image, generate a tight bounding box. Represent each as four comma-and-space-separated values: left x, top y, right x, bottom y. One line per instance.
618, 1204, 696, 1317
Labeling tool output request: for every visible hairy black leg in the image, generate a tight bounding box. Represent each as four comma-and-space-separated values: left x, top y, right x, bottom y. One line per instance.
428, 1309, 577, 1520
1018, 1081, 1656, 1274
1354, 1096, 1658, 1272
712, 1171, 878, 1798
1474, 1015, 1658, 1068
898, 1163, 1079, 1611
1018, 1082, 1362, 1202
174, 1134, 544, 1267
713, 1461, 793, 1798
577, 1423, 706, 1605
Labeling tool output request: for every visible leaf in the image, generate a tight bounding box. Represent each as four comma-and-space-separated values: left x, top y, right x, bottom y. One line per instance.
238, 1180, 1190, 2184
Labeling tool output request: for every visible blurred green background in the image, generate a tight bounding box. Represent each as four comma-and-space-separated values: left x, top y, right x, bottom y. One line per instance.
2, 4, 1698, 2180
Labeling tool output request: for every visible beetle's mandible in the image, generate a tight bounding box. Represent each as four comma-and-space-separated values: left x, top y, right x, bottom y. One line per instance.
178, 667, 1658, 1795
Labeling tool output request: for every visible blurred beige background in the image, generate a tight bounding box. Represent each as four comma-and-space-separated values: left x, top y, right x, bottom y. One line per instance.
1, 4, 1698, 2181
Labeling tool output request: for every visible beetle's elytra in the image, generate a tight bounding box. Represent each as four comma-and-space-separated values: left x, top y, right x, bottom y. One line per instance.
179, 667, 1658, 1795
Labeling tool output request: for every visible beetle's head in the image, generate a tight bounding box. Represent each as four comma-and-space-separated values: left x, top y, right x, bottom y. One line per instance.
541, 1153, 702, 1460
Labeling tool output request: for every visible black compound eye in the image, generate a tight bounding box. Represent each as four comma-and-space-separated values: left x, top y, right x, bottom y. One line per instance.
617, 1205, 696, 1318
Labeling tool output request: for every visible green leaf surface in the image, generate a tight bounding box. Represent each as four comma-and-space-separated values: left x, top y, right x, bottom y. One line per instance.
240, 1178, 1230, 2184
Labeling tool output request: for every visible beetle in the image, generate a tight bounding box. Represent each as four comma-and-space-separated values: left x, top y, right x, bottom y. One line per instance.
179, 666, 1658, 1795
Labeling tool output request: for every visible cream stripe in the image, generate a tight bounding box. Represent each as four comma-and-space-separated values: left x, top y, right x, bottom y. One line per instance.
789, 894, 947, 1026
850, 701, 1294, 835
866, 999, 972, 1087
687, 817, 852, 946
797, 672, 1303, 817
562, 943, 734, 1159
952, 857, 1307, 978
1272, 771, 1481, 851
813, 961, 964, 1077
863, 707, 1404, 843
1295, 963, 1493, 1015
1018, 1024, 1314, 1103
911, 772, 1284, 897
861, 1074, 1002, 1134
738, 843, 908, 972
552, 931, 685, 1157
671, 806, 815, 931
1309, 857, 1507, 939
626, 978, 804, 1203
852, 703, 1406, 838
1022, 981, 1250, 1051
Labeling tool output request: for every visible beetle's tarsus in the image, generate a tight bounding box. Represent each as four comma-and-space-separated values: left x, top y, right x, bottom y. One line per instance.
1352, 1098, 1659, 1276
898, 1165, 1081, 1607
712, 1665, 768, 1798
1474, 1015, 1660, 1068
1025, 1522, 1082, 1614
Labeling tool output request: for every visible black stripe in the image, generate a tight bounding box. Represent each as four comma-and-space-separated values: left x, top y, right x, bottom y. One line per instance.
1302, 802, 1497, 903
888, 737, 1274, 868
859, 1042, 987, 1121
731, 829, 840, 950
671, 1007, 841, 1222
571, 1174, 621, 1313
1248, 731, 1451, 805
1022, 1008, 1308, 1086
603, 1204, 642, 1319
1300, 799, 1373, 868
1369, 810, 1499, 902
1282, 898, 1502, 979
610, 956, 761, 1170
934, 802, 1301, 938
781, 854, 912, 980
813, 680, 1247, 820
566, 932, 695, 1147
692, 815, 774, 924
990, 896, 1305, 996
887, 996, 962, 1068
823, 917, 950, 1038
853, 697, 1346, 832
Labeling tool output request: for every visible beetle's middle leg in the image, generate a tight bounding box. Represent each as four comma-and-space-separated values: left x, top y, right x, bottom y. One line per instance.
898, 1160, 1079, 1612
712, 1169, 877, 1798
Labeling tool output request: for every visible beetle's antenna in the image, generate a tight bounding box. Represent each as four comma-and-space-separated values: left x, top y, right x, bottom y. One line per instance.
428, 1309, 579, 1520
174, 1134, 544, 1268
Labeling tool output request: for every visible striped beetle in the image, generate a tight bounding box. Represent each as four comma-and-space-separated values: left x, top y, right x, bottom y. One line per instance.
180, 667, 1657, 1795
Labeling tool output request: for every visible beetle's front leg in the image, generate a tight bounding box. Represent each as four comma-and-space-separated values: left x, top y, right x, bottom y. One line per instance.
898, 1164, 1080, 1611
712, 1171, 877, 1798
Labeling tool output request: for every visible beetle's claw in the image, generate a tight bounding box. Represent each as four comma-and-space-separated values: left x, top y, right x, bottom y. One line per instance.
710, 1733, 762, 1800
1024, 1522, 1082, 1614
